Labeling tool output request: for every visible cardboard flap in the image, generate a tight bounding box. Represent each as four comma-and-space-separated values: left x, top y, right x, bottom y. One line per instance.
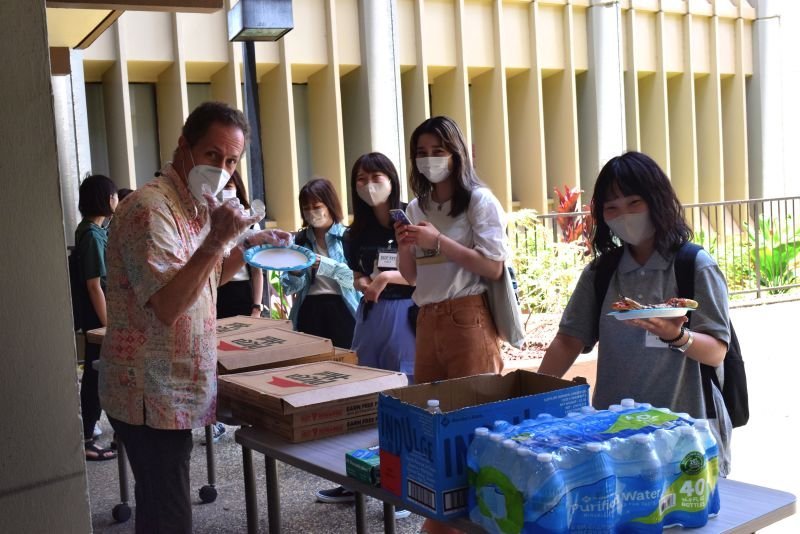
216, 327, 333, 372
219, 361, 408, 412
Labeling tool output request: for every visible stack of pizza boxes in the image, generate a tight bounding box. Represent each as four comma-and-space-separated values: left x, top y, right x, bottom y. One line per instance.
218, 361, 408, 442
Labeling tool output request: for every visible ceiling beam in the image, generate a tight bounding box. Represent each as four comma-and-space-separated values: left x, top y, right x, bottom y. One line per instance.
46, 1, 223, 13
75, 9, 124, 49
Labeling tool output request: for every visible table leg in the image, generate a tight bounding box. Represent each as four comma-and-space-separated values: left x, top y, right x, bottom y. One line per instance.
265, 456, 281, 534
242, 446, 258, 534
355, 492, 367, 534
383, 501, 396, 534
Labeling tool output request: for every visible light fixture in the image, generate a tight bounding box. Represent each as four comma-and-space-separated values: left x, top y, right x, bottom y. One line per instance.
228, 0, 294, 42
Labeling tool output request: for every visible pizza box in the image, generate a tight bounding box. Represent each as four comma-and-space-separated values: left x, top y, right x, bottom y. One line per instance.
216, 327, 334, 374
218, 361, 407, 419
84, 315, 292, 346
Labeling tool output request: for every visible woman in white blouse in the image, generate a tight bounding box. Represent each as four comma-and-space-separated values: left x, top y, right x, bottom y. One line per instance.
396, 115, 508, 384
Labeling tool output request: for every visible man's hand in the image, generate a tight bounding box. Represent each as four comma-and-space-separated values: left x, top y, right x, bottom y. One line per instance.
203, 192, 263, 251
246, 228, 293, 247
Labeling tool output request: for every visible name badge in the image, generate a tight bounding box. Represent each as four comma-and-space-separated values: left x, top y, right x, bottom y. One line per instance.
645, 330, 668, 348
377, 250, 398, 269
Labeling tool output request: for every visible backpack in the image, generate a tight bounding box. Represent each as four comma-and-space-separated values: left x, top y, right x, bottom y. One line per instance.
68, 232, 94, 332
593, 242, 750, 427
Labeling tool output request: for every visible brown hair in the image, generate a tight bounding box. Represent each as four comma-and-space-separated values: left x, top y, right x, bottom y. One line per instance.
299, 178, 344, 226
182, 101, 250, 147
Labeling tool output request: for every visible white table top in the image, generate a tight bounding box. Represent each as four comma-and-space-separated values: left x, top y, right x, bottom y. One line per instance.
236, 427, 796, 534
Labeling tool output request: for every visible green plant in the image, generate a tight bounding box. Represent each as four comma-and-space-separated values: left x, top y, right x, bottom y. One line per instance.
746, 215, 800, 294
266, 270, 292, 319
508, 210, 588, 315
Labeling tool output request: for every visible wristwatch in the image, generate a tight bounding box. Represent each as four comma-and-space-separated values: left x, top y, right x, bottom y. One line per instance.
252, 303, 265, 312
669, 329, 694, 353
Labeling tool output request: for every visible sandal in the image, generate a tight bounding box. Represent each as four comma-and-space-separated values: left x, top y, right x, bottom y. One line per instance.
85, 440, 117, 462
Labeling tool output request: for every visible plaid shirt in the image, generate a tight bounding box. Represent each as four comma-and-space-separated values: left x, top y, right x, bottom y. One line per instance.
99, 164, 222, 429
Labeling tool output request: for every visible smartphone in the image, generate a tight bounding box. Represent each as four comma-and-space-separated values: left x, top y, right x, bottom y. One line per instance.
389, 209, 412, 225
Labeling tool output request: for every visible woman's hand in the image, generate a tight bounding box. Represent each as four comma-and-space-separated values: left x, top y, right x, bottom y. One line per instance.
363, 272, 389, 302
398, 221, 440, 250
394, 221, 414, 249
627, 316, 688, 341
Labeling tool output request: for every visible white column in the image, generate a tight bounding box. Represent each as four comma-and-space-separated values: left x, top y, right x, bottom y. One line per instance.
358, 0, 406, 189
750, 0, 785, 197
584, 0, 626, 186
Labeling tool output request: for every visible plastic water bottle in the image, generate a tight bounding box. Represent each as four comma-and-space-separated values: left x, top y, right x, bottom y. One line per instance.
564, 442, 617, 532
615, 433, 664, 532
426, 399, 442, 414
694, 419, 720, 516
652, 428, 678, 466
527, 452, 569, 532
467, 427, 490, 474
663, 425, 710, 528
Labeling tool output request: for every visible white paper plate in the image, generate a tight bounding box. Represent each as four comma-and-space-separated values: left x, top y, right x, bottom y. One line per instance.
608, 307, 693, 320
244, 244, 316, 271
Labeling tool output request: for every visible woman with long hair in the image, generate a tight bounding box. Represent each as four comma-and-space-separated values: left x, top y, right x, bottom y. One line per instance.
280, 178, 359, 348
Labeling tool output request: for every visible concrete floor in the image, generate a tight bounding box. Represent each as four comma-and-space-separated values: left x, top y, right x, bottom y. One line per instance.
87, 300, 800, 533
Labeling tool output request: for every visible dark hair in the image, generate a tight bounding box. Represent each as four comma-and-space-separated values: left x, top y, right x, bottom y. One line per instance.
299, 178, 344, 226
349, 152, 402, 238
78, 174, 118, 218
408, 116, 483, 217
117, 188, 134, 202
182, 101, 250, 147
590, 151, 692, 258
225, 170, 251, 210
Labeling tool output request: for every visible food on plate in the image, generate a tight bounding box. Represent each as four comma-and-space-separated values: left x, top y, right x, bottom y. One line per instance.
611, 296, 698, 312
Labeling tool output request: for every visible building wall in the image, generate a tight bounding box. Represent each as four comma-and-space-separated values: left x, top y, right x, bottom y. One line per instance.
0, 2, 92, 532
79, 0, 758, 228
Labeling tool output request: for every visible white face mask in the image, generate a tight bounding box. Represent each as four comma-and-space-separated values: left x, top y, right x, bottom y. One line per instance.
185, 148, 231, 202
303, 207, 332, 229
356, 181, 392, 207
416, 156, 451, 184
220, 189, 237, 201
606, 211, 655, 246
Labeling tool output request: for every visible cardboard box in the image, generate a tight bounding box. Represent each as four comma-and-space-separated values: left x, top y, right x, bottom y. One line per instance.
85, 316, 292, 346
346, 445, 381, 486
216, 327, 334, 374
219, 361, 408, 441
216, 315, 292, 335
378, 371, 590, 520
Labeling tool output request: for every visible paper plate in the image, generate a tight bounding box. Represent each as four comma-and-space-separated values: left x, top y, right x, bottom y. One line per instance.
244, 244, 316, 271
608, 307, 693, 321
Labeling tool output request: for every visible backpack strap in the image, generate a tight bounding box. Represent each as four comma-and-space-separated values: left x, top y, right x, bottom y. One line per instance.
673, 242, 702, 306
592, 246, 624, 341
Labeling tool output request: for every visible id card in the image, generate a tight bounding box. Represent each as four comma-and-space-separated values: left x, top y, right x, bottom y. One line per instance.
645, 330, 669, 348
377, 249, 398, 270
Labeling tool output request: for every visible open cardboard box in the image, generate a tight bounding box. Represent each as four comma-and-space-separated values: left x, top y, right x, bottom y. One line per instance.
378, 370, 590, 520
216, 327, 334, 374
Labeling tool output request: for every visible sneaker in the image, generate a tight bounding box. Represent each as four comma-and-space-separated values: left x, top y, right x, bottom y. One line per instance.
201, 422, 227, 446
93, 423, 102, 438
315, 486, 355, 503
394, 507, 411, 520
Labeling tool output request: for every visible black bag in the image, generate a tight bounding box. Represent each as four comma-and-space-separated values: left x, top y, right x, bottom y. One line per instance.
68, 242, 89, 332
593, 243, 749, 427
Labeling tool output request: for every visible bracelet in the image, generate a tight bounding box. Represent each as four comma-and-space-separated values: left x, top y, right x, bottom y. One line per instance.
670, 329, 694, 353
659, 326, 685, 344
434, 233, 442, 255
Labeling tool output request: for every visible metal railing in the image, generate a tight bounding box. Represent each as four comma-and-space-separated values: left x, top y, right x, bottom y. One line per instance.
512, 196, 800, 300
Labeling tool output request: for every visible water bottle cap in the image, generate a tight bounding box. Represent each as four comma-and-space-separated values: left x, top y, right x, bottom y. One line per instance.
586, 442, 603, 453
567, 411, 581, 418
694, 419, 709, 429
580, 406, 597, 414
631, 433, 653, 443
516, 447, 532, 457
621, 398, 636, 407
638, 403, 653, 409
536, 452, 553, 463
474, 427, 490, 436
536, 413, 553, 419
608, 404, 624, 412
427, 399, 440, 408
489, 433, 503, 442
502, 439, 517, 449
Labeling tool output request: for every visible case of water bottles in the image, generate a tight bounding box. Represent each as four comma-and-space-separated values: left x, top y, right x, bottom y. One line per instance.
468, 399, 721, 533
378, 371, 590, 520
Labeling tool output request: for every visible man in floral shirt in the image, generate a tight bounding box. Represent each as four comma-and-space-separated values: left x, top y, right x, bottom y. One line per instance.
99, 102, 290, 533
